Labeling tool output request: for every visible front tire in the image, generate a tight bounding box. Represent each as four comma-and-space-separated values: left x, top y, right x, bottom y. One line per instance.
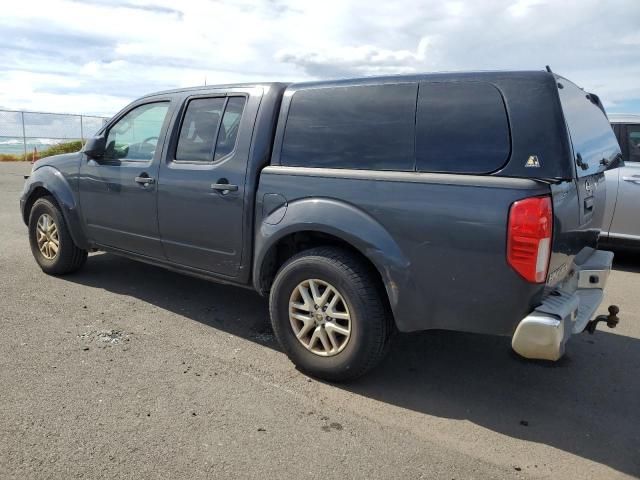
269, 247, 392, 381
28, 196, 87, 275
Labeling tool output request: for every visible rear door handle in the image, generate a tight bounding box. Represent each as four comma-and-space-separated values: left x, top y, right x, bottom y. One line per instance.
622, 176, 640, 184
211, 182, 238, 193
135, 176, 155, 185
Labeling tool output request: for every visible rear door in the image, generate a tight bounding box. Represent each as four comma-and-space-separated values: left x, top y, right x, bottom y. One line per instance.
609, 123, 640, 240
156, 89, 259, 277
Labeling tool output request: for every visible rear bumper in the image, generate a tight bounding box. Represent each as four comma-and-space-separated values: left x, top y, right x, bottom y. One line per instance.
511, 249, 614, 361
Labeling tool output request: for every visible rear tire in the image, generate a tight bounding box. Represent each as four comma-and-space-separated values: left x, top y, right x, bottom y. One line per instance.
269, 246, 392, 382
28, 196, 87, 275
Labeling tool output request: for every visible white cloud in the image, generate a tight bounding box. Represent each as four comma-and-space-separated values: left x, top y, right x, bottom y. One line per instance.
276, 38, 430, 77
507, 0, 545, 18
0, 0, 638, 115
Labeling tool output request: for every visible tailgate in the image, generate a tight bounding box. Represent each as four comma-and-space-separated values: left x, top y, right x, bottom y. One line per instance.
546, 78, 621, 287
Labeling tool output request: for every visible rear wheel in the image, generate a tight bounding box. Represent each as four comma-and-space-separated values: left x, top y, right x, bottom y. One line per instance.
269, 247, 392, 381
28, 196, 87, 275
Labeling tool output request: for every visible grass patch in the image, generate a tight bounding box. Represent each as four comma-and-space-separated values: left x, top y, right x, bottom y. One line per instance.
0, 140, 83, 162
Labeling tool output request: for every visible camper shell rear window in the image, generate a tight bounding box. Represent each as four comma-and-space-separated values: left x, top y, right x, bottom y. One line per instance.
557, 78, 621, 177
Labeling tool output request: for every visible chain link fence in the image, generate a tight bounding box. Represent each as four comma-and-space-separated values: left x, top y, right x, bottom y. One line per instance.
0, 109, 109, 161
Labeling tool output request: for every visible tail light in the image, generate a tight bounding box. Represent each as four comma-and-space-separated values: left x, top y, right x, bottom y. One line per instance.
507, 196, 553, 283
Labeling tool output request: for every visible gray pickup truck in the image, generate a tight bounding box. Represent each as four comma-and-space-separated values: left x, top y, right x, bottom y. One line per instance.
21, 71, 622, 380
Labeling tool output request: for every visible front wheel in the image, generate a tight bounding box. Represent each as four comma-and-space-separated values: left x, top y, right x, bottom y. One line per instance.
28, 196, 87, 275
269, 247, 392, 381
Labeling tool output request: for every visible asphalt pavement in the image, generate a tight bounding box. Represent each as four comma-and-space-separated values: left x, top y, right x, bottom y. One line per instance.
1, 162, 638, 479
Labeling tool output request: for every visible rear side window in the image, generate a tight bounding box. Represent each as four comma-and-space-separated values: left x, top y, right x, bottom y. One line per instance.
176, 96, 246, 163
415, 82, 511, 174
280, 84, 417, 171
626, 125, 640, 163
558, 81, 621, 177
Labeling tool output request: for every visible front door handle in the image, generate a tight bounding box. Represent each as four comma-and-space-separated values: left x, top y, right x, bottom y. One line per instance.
211, 182, 238, 194
135, 176, 155, 186
622, 176, 640, 184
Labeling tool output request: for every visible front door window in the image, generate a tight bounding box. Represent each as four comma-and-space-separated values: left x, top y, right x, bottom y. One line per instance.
104, 102, 169, 162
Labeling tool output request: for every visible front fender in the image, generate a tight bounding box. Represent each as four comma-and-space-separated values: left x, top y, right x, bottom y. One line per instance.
253, 197, 419, 328
21, 166, 90, 249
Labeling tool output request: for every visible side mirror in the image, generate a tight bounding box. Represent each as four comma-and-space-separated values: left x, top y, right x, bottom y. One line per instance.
83, 135, 106, 159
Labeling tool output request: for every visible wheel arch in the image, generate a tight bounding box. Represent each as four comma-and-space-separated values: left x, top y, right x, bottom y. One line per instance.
253, 197, 415, 327
21, 166, 90, 249
22, 186, 54, 224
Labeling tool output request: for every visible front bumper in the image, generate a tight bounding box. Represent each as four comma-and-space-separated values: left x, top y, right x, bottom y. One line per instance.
512, 249, 614, 361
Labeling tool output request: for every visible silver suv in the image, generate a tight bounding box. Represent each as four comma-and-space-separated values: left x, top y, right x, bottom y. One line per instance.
603, 114, 640, 247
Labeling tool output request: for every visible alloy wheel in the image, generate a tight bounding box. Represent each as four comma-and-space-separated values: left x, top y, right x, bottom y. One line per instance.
36, 213, 59, 260
288, 279, 351, 357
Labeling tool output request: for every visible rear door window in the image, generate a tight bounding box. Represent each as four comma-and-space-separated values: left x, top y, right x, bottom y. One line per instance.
175, 96, 246, 163
415, 82, 511, 174
176, 97, 225, 162
280, 83, 417, 171
215, 97, 246, 161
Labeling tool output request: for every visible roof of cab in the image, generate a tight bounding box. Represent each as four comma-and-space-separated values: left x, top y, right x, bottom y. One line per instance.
137, 70, 556, 98
139, 82, 291, 99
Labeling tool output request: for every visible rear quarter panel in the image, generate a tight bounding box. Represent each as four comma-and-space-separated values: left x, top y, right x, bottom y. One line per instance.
255, 167, 551, 334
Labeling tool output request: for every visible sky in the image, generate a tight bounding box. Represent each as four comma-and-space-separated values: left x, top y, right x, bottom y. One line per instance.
0, 0, 638, 117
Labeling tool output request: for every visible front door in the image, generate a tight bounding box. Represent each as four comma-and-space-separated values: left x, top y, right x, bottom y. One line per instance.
157, 93, 252, 277
79, 100, 172, 258
609, 124, 640, 240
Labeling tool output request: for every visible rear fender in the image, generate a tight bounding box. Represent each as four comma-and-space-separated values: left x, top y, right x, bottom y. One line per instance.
253, 197, 418, 327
